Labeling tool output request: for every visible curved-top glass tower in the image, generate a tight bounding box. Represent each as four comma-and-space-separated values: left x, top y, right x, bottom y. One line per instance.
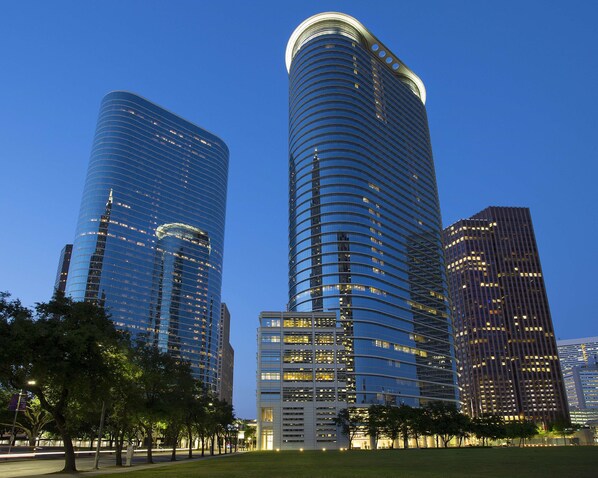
287, 13, 458, 406
66, 91, 228, 389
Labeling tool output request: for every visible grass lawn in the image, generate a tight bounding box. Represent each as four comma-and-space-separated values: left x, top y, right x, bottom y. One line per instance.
93, 447, 598, 478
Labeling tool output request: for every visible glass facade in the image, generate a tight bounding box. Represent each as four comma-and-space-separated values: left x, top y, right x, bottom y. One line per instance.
557, 337, 598, 425
66, 91, 228, 390
557, 337, 598, 373
444, 207, 569, 424
286, 13, 458, 407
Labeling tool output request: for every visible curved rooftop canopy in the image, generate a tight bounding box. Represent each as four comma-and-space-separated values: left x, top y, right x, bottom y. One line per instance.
285, 12, 426, 104
156, 222, 210, 251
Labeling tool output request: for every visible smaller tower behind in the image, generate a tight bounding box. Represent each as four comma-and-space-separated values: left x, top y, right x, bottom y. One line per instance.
54, 244, 72, 294
218, 303, 234, 404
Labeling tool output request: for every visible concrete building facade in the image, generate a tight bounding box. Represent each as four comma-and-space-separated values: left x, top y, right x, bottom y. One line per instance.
257, 311, 348, 450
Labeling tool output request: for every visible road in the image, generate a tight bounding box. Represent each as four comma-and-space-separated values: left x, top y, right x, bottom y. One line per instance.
0, 449, 239, 477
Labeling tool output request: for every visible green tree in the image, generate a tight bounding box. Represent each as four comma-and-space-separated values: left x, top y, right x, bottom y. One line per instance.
409, 407, 431, 448
103, 345, 144, 466
382, 405, 401, 448
0, 292, 127, 472
0, 395, 54, 447
132, 343, 182, 464
471, 414, 506, 447
454, 412, 472, 447
367, 404, 386, 449
0, 386, 13, 441
397, 404, 416, 449
424, 401, 466, 448
334, 408, 364, 449
163, 362, 196, 461
383, 404, 414, 449
519, 420, 539, 446
213, 398, 235, 454
506, 420, 538, 447
550, 419, 574, 446
193, 394, 211, 456
183, 382, 208, 458
242, 421, 256, 450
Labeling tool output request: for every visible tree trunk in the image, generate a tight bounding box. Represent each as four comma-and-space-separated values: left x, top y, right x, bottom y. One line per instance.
201, 435, 205, 457
171, 431, 179, 461
61, 430, 77, 472
188, 427, 193, 459
35, 392, 76, 472
115, 431, 124, 467
210, 435, 215, 455
53, 413, 77, 472
146, 426, 154, 464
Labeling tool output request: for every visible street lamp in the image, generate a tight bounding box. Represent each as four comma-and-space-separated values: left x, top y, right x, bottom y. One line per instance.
8, 380, 36, 454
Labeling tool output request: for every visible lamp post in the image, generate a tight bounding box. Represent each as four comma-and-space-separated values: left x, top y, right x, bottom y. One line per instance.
8, 380, 36, 454
207, 402, 214, 455
93, 400, 107, 469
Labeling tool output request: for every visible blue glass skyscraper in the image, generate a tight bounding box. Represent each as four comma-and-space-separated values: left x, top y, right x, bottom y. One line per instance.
66, 91, 228, 390
286, 13, 458, 406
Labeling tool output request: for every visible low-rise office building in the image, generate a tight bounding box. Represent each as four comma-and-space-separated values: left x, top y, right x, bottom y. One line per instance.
256, 311, 348, 450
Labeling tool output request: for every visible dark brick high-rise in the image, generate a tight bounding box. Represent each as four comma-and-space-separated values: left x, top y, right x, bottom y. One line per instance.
443, 207, 568, 426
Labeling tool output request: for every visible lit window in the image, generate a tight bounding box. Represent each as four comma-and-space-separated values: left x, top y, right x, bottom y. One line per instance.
283, 371, 313, 381
262, 333, 281, 343
261, 408, 274, 422
263, 318, 281, 327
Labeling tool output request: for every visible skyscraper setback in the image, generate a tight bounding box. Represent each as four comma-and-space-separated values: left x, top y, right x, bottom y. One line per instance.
66, 91, 229, 392
286, 12, 458, 408
443, 207, 568, 425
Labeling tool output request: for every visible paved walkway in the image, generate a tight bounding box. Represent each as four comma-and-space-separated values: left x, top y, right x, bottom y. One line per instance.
0, 450, 241, 477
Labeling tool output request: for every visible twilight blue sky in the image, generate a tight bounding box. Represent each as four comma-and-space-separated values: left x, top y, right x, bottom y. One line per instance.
1, 1, 597, 418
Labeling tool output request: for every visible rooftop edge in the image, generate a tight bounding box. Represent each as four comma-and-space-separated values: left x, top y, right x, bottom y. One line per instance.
285, 12, 426, 104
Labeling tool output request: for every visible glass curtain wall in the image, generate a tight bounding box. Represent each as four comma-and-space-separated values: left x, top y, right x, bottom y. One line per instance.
66, 91, 228, 389
287, 13, 458, 406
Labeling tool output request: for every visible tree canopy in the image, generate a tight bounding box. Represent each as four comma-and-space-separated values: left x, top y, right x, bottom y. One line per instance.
0, 292, 235, 471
